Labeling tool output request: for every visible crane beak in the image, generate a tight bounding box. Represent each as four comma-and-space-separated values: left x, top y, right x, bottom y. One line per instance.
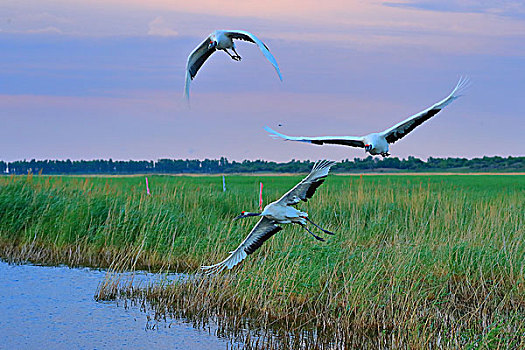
235, 212, 259, 220
235, 211, 246, 220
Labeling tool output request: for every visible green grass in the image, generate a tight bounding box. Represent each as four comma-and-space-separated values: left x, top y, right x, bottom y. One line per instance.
1, 173, 524, 348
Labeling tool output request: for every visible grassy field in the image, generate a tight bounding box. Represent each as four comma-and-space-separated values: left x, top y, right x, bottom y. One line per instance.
1, 173, 524, 348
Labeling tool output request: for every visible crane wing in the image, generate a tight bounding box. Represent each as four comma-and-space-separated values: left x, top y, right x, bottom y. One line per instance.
265, 126, 365, 148
201, 217, 282, 274
380, 77, 469, 144
277, 160, 336, 206
224, 30, 283, 81
184, 37, 217, 100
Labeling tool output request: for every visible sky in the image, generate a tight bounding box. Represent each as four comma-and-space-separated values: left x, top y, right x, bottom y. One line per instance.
1, 0, 524, 162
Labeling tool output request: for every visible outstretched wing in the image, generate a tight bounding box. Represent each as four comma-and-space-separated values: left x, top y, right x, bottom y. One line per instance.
277, 160, 336, 206
184, 37, 217, 100
224, 30, 283, 81
381, 77, 470, 144
201, 217, 282, 274
265, 126, 365, 148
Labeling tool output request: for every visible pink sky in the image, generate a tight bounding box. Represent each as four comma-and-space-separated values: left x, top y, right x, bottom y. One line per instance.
1, 0, 524, 161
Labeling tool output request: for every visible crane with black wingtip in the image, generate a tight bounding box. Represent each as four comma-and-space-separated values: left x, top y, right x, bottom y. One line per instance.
184, 29, 283, 100
201, 160, 336, 274
265, 77, 470, 157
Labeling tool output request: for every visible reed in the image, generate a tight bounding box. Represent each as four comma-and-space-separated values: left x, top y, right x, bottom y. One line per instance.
1, 173, 524, 348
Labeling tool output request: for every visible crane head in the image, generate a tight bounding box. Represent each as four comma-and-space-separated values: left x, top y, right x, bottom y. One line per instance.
208, 40, 218, 50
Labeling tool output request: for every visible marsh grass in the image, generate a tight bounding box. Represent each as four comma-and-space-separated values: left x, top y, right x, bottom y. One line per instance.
1, 173, 524, 348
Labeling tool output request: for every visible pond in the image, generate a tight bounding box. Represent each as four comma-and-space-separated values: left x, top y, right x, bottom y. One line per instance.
0, 260, 234, 349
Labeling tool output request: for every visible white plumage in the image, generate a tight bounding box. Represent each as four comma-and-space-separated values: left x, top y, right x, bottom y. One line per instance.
184, 30, 283, 100
265, 78, 470, 157
201, 160, 336, 274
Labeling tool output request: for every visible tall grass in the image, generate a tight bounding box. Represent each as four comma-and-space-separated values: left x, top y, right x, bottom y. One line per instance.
1, 173, 524, 348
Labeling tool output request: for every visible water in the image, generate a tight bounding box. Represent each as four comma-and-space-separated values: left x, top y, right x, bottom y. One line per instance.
0, 261, 232, 349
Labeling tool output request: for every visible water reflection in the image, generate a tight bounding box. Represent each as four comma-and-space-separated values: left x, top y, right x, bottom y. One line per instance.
0, 261, 230, 349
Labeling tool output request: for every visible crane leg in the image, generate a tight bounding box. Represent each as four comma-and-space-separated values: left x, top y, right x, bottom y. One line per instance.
232, 48, 242, 61
223, 49, 241, 61
305, 217, 335, 235
299, 224, 325, 242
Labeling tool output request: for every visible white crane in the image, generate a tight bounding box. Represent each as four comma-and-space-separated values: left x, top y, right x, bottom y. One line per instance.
201, 160, 336, 274
265, 78, 470, 157
184, 30, 283, 100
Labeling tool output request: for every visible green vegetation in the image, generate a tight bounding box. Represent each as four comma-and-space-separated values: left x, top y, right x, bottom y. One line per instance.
1, 174, 524, 348
4, 155, 525, 175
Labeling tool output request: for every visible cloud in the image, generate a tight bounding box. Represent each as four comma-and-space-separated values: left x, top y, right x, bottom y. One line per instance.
384, 0, 525, 19
3, 1, 525, 56
22, 12, 73, 25
0, 8, 70, 34
0, 26, 63, 34
147, 16, 178, 37
2, 87, 522, 162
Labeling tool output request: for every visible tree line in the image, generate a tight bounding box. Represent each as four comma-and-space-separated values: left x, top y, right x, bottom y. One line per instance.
1, 156, 523, 175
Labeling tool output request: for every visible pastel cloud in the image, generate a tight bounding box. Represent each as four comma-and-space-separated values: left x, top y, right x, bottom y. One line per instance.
0, 81, 522, 162
0, 26, 63, 34
147, 16, 178, 37
2, 0, 525, 55
385, 0, 525, 18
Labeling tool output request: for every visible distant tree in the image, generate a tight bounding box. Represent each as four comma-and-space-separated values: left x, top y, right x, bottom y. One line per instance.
3, 156, 524, 175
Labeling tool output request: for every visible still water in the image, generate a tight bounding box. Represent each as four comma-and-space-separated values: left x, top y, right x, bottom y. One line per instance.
0, 261, 231, 350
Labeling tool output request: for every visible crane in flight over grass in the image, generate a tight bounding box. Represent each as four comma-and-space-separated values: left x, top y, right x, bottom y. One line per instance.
201, 160, 336, 274
265, 77, 470, 157
184, 30, 283, 100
